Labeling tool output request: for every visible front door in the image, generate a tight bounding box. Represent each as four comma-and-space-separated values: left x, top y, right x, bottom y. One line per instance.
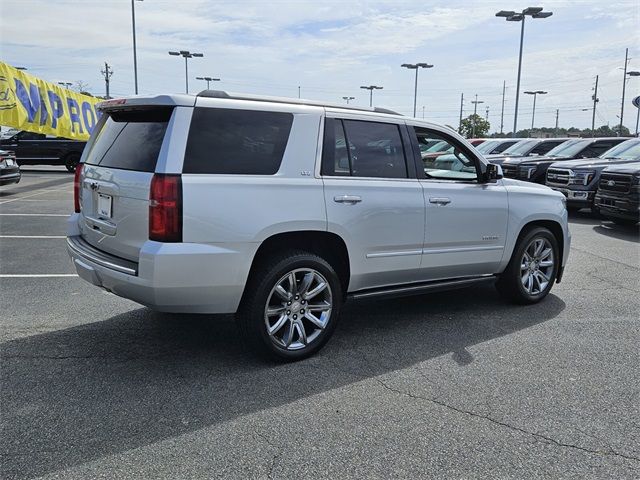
409, 125, 509, 280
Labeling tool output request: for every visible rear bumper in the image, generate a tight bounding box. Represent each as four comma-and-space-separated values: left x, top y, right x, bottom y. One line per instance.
66, 216, 255, 313
0, 169, 21, 185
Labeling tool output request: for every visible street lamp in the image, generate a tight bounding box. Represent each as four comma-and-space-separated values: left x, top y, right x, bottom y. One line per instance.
169, 50, 204, 94
401, 62, 433, 117
196, 76, 220, 90
342, 96, 355, 104
57, 82, 73, 89
360, 85, 383, 107
496, 6, 553, 137
471, 94, 484, 138
524, 90, 547, 130
131, 0, 143, 94
628, 71, 640, 136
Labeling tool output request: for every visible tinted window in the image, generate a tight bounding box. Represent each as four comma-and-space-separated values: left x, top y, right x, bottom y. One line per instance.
531, 141, 564, 155
20, 132, 46, 140
84, 108, 172, 172
184, 108, 293, 175
601, 140, 640, 159
494, 140, 518, 153
343, 120, 407, 178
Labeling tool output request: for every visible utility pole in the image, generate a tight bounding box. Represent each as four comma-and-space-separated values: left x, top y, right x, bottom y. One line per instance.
101, 62, 113, 99
471, 94, 484, 138
485, 106, 490, 121
131, 0, 142, 94
619, 48, 628, 136
458, 93, 464, 133
591, 75, 599, 137
298, 86, 301, 99
500, 80, 506, 134
555, 109, 559, 135
422, 105, 425, 119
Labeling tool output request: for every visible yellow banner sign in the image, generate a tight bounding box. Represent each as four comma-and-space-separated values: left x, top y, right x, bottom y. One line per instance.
0, 61, 102, 141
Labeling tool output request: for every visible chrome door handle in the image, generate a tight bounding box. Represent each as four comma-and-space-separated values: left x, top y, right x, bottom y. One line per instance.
334, 195, 362, 204
429, 197, 451, 205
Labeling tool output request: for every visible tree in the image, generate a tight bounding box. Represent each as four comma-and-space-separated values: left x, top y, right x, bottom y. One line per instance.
459, 114, 490, 138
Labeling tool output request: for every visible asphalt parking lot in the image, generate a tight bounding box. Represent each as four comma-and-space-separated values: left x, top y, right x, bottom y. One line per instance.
1, 169, 639, 479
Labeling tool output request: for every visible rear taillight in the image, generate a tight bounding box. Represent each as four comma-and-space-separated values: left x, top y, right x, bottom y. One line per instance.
149, 174, 182, 242
73, 163, 84, 213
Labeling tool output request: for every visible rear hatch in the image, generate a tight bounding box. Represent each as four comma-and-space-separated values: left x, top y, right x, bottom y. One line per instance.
78, 107, 173, 261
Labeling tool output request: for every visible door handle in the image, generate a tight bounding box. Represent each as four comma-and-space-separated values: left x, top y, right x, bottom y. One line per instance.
334, 195, 362, 204
429, 197, 451, 205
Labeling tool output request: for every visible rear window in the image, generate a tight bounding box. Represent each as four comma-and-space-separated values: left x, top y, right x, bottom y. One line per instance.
84, 108, 172, 172
183, 108, 293, 175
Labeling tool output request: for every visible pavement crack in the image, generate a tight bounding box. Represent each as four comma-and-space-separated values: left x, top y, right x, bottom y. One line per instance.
375, 379, 640, 463
252, 429, 283, 479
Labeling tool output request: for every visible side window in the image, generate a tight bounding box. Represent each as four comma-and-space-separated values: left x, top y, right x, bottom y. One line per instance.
531, 141, 560, 155
588, 143, 613, 157
413, 127, 478, 181
322, 119, 408, 178
494, 141, 516, 153
20, 132, 46, 140
183, 108, 293, 175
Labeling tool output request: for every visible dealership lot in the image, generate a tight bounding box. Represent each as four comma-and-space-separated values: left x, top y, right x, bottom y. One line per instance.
1, 170, 639, 479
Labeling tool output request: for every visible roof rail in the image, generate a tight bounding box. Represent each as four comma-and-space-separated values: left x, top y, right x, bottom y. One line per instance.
197, 90, 402, 116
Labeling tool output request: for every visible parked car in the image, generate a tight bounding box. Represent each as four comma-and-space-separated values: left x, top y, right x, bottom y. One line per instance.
546, 139, 640, 211
467, 138, 486, 146
0, 131, 86, 172
0, 149, 20, 185
594, 162, 640, 225
504, 137, 627, 184
486, 138, 570, 167
475, 138, 525, 156
67, 91, 571, 360
0, 127, 20, 140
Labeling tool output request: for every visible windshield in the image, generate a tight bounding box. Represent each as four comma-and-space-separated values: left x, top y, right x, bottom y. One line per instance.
476, 140, 499, 153
501, 140, 537, 156
600, 140, 640, 160
545, 139, 589, 157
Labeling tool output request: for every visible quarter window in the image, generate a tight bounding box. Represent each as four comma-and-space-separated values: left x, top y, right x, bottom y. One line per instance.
184, 108, 293, 175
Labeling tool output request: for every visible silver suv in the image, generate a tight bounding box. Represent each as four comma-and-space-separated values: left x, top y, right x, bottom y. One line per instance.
67, 91, 571, 360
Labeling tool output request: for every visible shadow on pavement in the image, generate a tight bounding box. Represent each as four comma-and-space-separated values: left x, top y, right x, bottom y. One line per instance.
0, 177, 73, 197
593, 223, 639, 242
1, 286, 565, 479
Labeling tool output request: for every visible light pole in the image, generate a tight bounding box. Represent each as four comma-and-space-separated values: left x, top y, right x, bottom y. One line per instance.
471, 94, 484, 138
524, 90, 547, 130
360, 85, 383, 107
496, 6, 553, 137
422, 105, 426, 119
169, 51, 204, 94
400, 63, 433, 117
628, 71, 640, 136
196, 76, 220, 90
342, 96, 355, 104
619, 48, 629, 136
131, 0, 143, 94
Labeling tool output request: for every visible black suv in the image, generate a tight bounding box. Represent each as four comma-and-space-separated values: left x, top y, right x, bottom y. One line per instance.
0, 131, 86, 172
594, 162, 640, 225
510, 137, 627, 184
546, 139, 640, 212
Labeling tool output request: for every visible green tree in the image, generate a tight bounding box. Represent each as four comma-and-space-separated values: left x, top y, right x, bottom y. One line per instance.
459, 114, 490, 138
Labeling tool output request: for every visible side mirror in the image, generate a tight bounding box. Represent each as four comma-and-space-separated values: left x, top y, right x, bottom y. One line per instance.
484, 163, 503, 183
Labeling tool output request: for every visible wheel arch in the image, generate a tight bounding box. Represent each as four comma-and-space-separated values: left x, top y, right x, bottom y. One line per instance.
244, 230, 351, 295
515, 219, 565, 277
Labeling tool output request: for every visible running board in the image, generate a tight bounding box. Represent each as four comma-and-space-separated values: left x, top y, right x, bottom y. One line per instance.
347, 275, 496, 301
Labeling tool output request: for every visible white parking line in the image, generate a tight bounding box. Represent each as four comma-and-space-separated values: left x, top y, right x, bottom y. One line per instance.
0, 213, 69, 217
0, 235, 66, 239
0, 274, 78, 278
0, 188, 70, 205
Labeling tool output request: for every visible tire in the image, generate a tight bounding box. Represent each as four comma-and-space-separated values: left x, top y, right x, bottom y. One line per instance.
611, 217, 638, 227
64, 153, 80, 173
237, 250, 343, 361
496, 227, 559, 304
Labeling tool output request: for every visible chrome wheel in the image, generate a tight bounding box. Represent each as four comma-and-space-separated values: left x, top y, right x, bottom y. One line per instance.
264, 268, 333, 351
520, 237, 555, 295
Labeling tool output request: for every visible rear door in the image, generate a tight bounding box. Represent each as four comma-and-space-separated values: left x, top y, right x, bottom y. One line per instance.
78, 107, 174, 261
321, 116, 425, 291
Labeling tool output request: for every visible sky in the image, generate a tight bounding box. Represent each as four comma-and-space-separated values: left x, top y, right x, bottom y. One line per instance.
1, 0, 639, 133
